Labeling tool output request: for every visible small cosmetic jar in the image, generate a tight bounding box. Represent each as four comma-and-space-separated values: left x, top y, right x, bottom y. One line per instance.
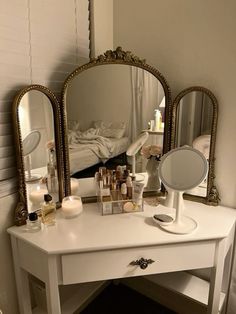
61, 196, 83, 218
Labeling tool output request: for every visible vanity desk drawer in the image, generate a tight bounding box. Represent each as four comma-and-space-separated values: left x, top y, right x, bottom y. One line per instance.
61, 241, 215, 285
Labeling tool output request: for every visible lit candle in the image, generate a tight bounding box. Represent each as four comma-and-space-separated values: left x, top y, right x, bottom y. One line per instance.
70, 178, 79, 195
29, 186, 48, 204
61, 196, 83, 218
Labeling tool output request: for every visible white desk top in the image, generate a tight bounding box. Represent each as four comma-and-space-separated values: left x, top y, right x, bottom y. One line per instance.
8, 201, 236, 255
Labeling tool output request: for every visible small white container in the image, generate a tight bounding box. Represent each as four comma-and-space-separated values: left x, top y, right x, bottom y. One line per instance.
61, 196, 83, 218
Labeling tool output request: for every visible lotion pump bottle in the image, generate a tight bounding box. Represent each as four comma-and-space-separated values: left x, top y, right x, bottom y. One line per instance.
41, 194, 56, 226
154, 109, 161, 131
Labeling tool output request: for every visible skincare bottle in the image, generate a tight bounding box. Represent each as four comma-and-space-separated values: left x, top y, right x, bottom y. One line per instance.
41, 194, 56, 226
126, 176, 133, 199
99, 166, 106, 176
132, 182, 145, 206
116, 165, 122, 182
154, 109, 161, 131
101, 187, 112, 215
123, 169, 130, 181
26, 212, 41, 232
121, 183, 127, 200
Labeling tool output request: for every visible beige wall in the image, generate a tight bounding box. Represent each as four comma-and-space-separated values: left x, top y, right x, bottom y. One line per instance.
114, 0, 236, 207
90, 0, 114, 56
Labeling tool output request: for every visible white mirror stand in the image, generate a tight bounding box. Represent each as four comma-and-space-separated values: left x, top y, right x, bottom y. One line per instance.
159, 147, 208, 234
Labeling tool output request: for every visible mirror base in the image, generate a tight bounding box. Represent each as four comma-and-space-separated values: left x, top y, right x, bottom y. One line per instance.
159, 216, 197, 234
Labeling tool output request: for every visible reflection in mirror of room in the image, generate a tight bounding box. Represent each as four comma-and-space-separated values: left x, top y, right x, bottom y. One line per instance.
176, 91, 214, 198
18, 90, 57, 211
176, 91, 213, 149
65, 64, 165, 197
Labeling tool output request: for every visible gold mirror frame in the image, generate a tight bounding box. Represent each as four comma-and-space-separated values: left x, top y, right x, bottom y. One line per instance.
12, 85, 64, 226
61, 47, 172, 200
171, 86, 220, 206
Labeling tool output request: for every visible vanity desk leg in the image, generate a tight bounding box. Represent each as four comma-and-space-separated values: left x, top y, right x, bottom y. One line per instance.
10, 237, 31, 314
11, 236, 61, 314
45, 255, 61, 314
208, 238, 230, 314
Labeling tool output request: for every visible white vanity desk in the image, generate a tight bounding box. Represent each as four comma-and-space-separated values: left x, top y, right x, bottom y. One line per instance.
8, 201, 236, 314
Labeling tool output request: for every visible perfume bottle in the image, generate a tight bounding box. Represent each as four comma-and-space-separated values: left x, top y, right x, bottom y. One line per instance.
41, 194, 56, 226
26, 212, 41, 232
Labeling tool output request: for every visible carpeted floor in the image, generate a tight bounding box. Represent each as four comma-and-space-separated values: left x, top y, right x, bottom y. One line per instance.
81, 283, 176, 314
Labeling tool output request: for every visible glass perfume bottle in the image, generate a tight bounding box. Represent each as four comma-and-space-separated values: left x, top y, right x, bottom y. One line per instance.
26, 212, 41, 232
41, 194, 56, 226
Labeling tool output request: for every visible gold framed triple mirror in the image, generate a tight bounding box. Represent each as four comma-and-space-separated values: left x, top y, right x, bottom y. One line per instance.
12, 85, 64, 225
11, 50, 220, 226
61, 47, 172, 201
171, 86, 219, 205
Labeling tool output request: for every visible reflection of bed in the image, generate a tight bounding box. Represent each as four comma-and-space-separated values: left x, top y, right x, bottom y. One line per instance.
69, 136, 130, 175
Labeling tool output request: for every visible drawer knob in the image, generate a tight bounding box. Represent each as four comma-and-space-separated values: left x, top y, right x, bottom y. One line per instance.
129, 258, 155, 269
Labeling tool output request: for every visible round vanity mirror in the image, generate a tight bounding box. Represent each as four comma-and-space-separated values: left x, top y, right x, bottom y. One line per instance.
158, 146, 208, 234
23, 130, 42, 182
159, 147, 208, 192
23, 130, 41, 156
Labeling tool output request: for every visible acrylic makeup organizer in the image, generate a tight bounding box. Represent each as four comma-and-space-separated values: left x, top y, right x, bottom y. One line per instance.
97, 191, 144, 215
95, 166, 144, 216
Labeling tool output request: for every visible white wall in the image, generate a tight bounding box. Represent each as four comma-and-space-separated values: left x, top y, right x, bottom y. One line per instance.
114, 0, 236, 208
67, 64, 132, 131
90, 0, 114, 56
114, 1, 236, 313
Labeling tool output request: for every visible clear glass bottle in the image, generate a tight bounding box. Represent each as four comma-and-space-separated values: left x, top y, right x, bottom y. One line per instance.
41, 194, 56, 226
47, 149, 58, 193
26, 212, 41, 232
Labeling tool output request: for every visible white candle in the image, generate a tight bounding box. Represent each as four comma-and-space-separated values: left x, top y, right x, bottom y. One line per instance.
61, 196, 83, 218
29, 186, 48, 204
70, 178, 79, 195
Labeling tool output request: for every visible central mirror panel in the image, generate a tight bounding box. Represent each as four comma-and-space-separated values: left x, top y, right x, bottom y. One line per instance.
62, 48, 171, 200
